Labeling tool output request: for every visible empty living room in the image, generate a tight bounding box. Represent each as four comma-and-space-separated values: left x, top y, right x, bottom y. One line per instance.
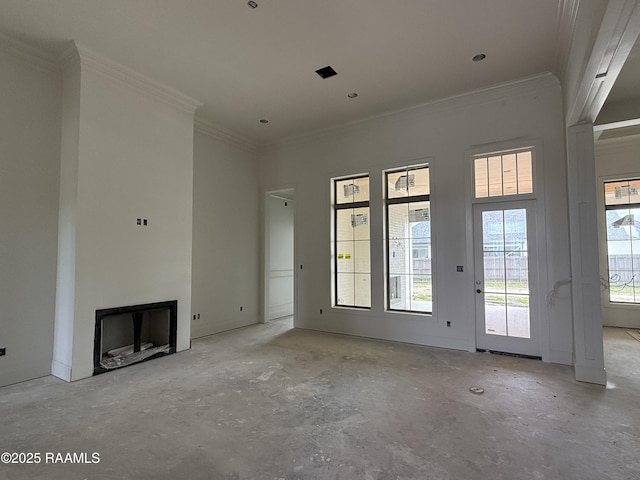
1, 1, 639, 479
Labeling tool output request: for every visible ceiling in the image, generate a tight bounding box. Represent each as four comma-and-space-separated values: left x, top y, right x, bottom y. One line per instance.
0, 0, 604, 145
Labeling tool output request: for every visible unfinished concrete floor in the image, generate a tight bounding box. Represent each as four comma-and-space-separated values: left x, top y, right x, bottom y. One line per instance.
1, 319, 638, 480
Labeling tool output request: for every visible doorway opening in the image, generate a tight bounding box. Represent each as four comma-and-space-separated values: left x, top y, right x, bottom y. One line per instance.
264, 188, 295, 325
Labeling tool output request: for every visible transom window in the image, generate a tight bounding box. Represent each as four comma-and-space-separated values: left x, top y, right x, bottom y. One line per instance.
385, 166, 432, 313
334, 175, 371, 308
603, 178, 640, 304
474, 149, 533, 198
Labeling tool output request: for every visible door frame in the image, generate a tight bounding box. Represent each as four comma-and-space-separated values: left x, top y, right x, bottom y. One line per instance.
263, 187, 296, 324
464, 139, 550, 361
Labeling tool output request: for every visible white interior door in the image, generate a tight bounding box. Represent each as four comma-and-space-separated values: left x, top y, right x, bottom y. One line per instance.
474, 201, 540, 357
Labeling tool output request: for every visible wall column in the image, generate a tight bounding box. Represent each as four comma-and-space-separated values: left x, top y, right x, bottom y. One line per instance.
566, 123, 606, 385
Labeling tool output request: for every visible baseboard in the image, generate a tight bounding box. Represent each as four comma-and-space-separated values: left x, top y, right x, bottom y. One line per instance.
269, 302, 293, 321
574, 364, 607, 385
191, 318, 258, 340
547, 349, 573, 366
51, 359, 72, 382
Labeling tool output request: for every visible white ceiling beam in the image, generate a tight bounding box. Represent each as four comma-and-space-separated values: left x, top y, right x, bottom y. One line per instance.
566, 0, 640, 126
593, 117, 640, 131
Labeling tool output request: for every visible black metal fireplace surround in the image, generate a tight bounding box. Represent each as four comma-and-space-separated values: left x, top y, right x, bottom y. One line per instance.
93, 300, 177, 376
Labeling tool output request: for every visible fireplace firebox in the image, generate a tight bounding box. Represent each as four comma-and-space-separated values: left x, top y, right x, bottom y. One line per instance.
93, 300, 177, 375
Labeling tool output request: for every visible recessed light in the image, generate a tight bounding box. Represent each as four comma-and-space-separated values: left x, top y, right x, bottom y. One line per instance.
347, 92, 358, 99
248, 1, 258, 8
259, 119, 269, 124
473, 53, 486, 62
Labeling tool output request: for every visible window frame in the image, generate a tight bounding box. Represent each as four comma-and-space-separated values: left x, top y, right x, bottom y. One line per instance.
384, 164, 432, 314
472, 147, 536, 204
333, 174, 371, 309
602, 177, 640, 305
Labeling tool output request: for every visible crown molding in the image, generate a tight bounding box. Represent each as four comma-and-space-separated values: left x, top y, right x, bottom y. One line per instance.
0, 32, 59, 74
58, 41, 80, 71
554, 0, 580, 80
194, 115, 258, 155
262, 72, 561, 152
69, 42, 202, 114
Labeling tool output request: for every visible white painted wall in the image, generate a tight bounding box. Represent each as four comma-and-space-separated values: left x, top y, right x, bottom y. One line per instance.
259, 74, 573, 365
266, 195, 294, 320
53, 45, 198, 381
0, 44, 61, 386
191, 127, 259, 338
595, 135, 640, 328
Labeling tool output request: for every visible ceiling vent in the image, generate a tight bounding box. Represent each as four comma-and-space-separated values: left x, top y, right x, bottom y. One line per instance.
315, 66, 338, 79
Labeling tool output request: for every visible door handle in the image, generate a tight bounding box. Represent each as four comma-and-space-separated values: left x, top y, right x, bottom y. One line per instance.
476, 289, 482, 294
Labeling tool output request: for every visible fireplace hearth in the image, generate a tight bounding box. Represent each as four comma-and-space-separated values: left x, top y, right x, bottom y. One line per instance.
93, 300, 177, 375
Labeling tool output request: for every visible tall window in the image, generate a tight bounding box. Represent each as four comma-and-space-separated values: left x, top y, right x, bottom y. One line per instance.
334, 175, 370, 308
386, 166, 431, 313
604, 178, 640, 303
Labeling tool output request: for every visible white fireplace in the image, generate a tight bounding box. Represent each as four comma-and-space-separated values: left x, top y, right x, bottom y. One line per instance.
52, 43, 200, 381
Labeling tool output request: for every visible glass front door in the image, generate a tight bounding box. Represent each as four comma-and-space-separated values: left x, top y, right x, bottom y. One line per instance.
474, 201, 540, 357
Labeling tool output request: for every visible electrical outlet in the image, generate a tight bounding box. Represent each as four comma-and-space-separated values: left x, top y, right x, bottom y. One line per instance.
240, 306, 243, 311
192, 314, 196, 320
320, 309, 323, 314
0, 347, 6, 356
197, 313, 200, 319
446, 321, 451, 327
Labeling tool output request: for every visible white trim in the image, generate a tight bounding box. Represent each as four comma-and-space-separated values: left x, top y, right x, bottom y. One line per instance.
554, 0, 580, 78
269, 269, 294, 279
472, 200, 542, 358
0, 32, 59, 74
191, 319, 256, 339
594, 118, 640, 132
58, 41, 79, 70
467, 142, 539, 205
566, 0, 640, 124
295, 326, 474, 354
596, 172, 640, 319
263, 187, 297, 324
67, 42, 202, 114
566, 123, 606, 385
51, 360, 72, 382
575, 364, 607, 386
465, 139, 550, 361
381, 160, 436, 318
194, 116, 259, 154
269, 302, 294, 320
